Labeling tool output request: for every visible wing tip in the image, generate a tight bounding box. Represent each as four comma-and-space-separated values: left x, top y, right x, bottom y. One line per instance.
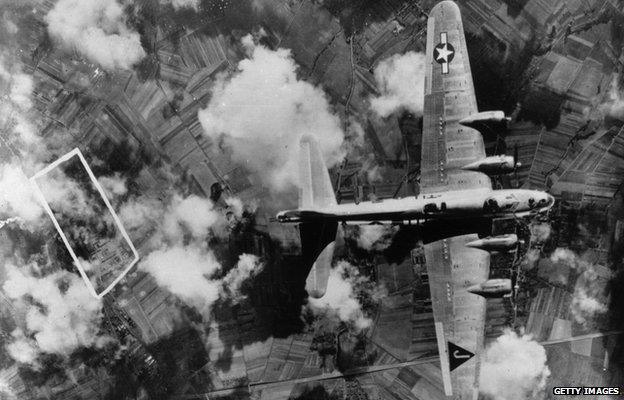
304, 240, 335, 299
306, 287, 327, 299
430, 0, 461, 18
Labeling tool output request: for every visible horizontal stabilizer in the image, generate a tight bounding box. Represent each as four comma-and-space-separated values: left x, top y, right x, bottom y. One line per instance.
300, 221, 337, 298
306, 241, 335, 298
297, 136, 339, 298
299, 136, 337, 210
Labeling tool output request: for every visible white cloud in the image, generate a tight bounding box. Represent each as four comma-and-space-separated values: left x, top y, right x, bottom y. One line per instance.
119, 195, 163, 231
306, 261, 378, 331
6, 329, 38, 365
119, 192, 229, 245
45, 0, 146, 71
0, 164, 42, 223
0, 59, 41, 154
198, 35, 345, 193
479, 330, 550, 400
6, 71, 33, 111
3, 264, 104, 362
161, 0, 199, 10
225, 197, 245, 219
370, 51, 426, 118
140, 244, 223, 311
121, 191, 261, 314
599, 75, 624, 120
549, 247, 576, 265
140, 245, 262, 311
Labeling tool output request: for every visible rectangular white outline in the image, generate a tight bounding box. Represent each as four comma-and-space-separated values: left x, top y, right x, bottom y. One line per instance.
30, 148, 139, 298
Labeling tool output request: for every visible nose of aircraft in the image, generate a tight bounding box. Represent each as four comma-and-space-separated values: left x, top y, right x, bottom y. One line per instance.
537, 193, 555, 213
547, 194, 555, 207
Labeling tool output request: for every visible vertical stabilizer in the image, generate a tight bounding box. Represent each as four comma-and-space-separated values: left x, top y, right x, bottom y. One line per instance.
298, 136, 337, 210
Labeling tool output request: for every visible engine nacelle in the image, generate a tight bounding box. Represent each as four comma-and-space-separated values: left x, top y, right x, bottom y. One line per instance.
465, 234, 520, 252
461, 155, 518, 175
467, 279, 512, 298
459, 111, 509, 129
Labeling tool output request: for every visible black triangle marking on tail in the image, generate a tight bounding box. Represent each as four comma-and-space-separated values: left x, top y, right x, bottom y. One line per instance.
448, 342, 474, 371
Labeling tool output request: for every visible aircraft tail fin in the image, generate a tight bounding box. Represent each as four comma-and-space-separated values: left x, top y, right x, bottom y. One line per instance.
298, 136, 337, 210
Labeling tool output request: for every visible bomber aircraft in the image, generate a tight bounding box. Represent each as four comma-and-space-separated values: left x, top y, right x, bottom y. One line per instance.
276, 1, 554, 398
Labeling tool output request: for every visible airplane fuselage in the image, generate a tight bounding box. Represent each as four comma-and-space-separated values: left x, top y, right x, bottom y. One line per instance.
277, 188, 554, 225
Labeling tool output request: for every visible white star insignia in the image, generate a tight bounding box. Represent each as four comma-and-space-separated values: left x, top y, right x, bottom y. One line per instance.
435, 44, 453, 63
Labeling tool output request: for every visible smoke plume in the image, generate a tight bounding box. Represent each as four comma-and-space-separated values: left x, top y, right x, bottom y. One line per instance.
97, 173, 128, 199
162, 194, 226, 240
306, 261, 381, 331
550, 248, 608, 325
352, 225, 398, 251
529, 221, 552, 243
222, 253, 262, 298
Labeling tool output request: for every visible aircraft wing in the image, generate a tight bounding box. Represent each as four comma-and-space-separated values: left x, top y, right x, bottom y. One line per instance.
425, 236, 489, 400
420, 0, 490, 194
420, 2, 492, 399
